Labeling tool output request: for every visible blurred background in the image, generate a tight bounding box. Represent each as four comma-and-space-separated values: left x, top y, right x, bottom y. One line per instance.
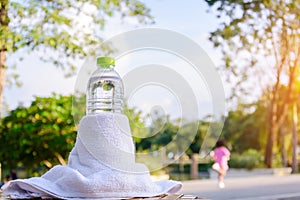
0, 0, 299, 182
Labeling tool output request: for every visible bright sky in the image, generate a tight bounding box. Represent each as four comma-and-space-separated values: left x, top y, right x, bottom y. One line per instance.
3, 0, 225, 120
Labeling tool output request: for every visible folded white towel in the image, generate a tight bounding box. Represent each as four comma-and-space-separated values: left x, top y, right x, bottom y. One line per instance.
2, 113, 182, 199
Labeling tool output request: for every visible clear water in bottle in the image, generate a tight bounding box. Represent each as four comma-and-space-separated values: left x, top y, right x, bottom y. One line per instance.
86, 57, 124, 115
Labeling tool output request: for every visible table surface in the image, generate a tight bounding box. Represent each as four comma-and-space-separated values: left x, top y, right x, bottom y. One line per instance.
0, 193, 203, 200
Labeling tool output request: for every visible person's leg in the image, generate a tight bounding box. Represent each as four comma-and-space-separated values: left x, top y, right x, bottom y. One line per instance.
212, 163, 227, 188
217, 169, 226, 188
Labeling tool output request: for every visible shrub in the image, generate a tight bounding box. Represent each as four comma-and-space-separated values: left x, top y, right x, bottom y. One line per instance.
229, 149, 264, 170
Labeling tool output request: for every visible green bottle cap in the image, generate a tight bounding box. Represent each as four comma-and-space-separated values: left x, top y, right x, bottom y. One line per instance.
97, 56, 115, 68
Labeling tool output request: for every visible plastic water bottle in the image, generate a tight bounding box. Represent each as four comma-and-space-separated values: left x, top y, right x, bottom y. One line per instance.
86, 56, 124, 115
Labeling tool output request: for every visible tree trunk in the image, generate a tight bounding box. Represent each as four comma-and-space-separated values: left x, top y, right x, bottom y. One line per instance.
0, 1, 8, 118
0, 51, 6, 117
265, 124, 278, 168
291, 103, 298, 173
179, 156, 184, 181
265, 64, 296, 168
280, 126, 288, 167
0, 163, 2, 182
190, 153, 198, 180
265, 93, 279, 168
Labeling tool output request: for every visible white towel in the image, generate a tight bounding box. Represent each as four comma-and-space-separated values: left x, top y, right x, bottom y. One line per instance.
1, 113, 181, 199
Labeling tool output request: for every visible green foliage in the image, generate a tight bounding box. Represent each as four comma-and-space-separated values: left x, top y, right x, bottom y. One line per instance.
0, 94, 76, 172
221, 103, 266, 153
206, 0, 300, 168
124, 104, 147, 143
135, 118, 179, 152
186, 120, 209, 155
1, 93, 289, 174
205, 0, 300, 100
1, 0, 152, 74
0, 94, 150, 174
229, 149, 264, 169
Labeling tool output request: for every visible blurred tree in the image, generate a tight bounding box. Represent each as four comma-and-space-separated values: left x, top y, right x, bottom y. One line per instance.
290, 67, 300, 173
206, 0, 300, 168
251, 83, 300, 169
0, 94, 76, 174
222, 105, 263, 154
0, 0, 152, 115
185, 120, 209, 180
124, 104, 148, 144
135, 117, 179, 152
186, 120, 209, 155
0, 94, 147, 174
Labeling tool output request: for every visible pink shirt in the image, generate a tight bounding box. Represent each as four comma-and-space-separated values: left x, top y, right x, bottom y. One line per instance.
214, 146, 230, 170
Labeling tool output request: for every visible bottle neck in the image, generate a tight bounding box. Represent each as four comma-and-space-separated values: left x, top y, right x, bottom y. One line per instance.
99, 64, 114, 69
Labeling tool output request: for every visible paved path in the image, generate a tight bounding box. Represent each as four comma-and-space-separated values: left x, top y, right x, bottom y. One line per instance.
181, 174, 300, 200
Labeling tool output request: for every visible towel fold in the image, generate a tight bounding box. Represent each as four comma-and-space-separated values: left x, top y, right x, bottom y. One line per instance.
2, 113, 181, 199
